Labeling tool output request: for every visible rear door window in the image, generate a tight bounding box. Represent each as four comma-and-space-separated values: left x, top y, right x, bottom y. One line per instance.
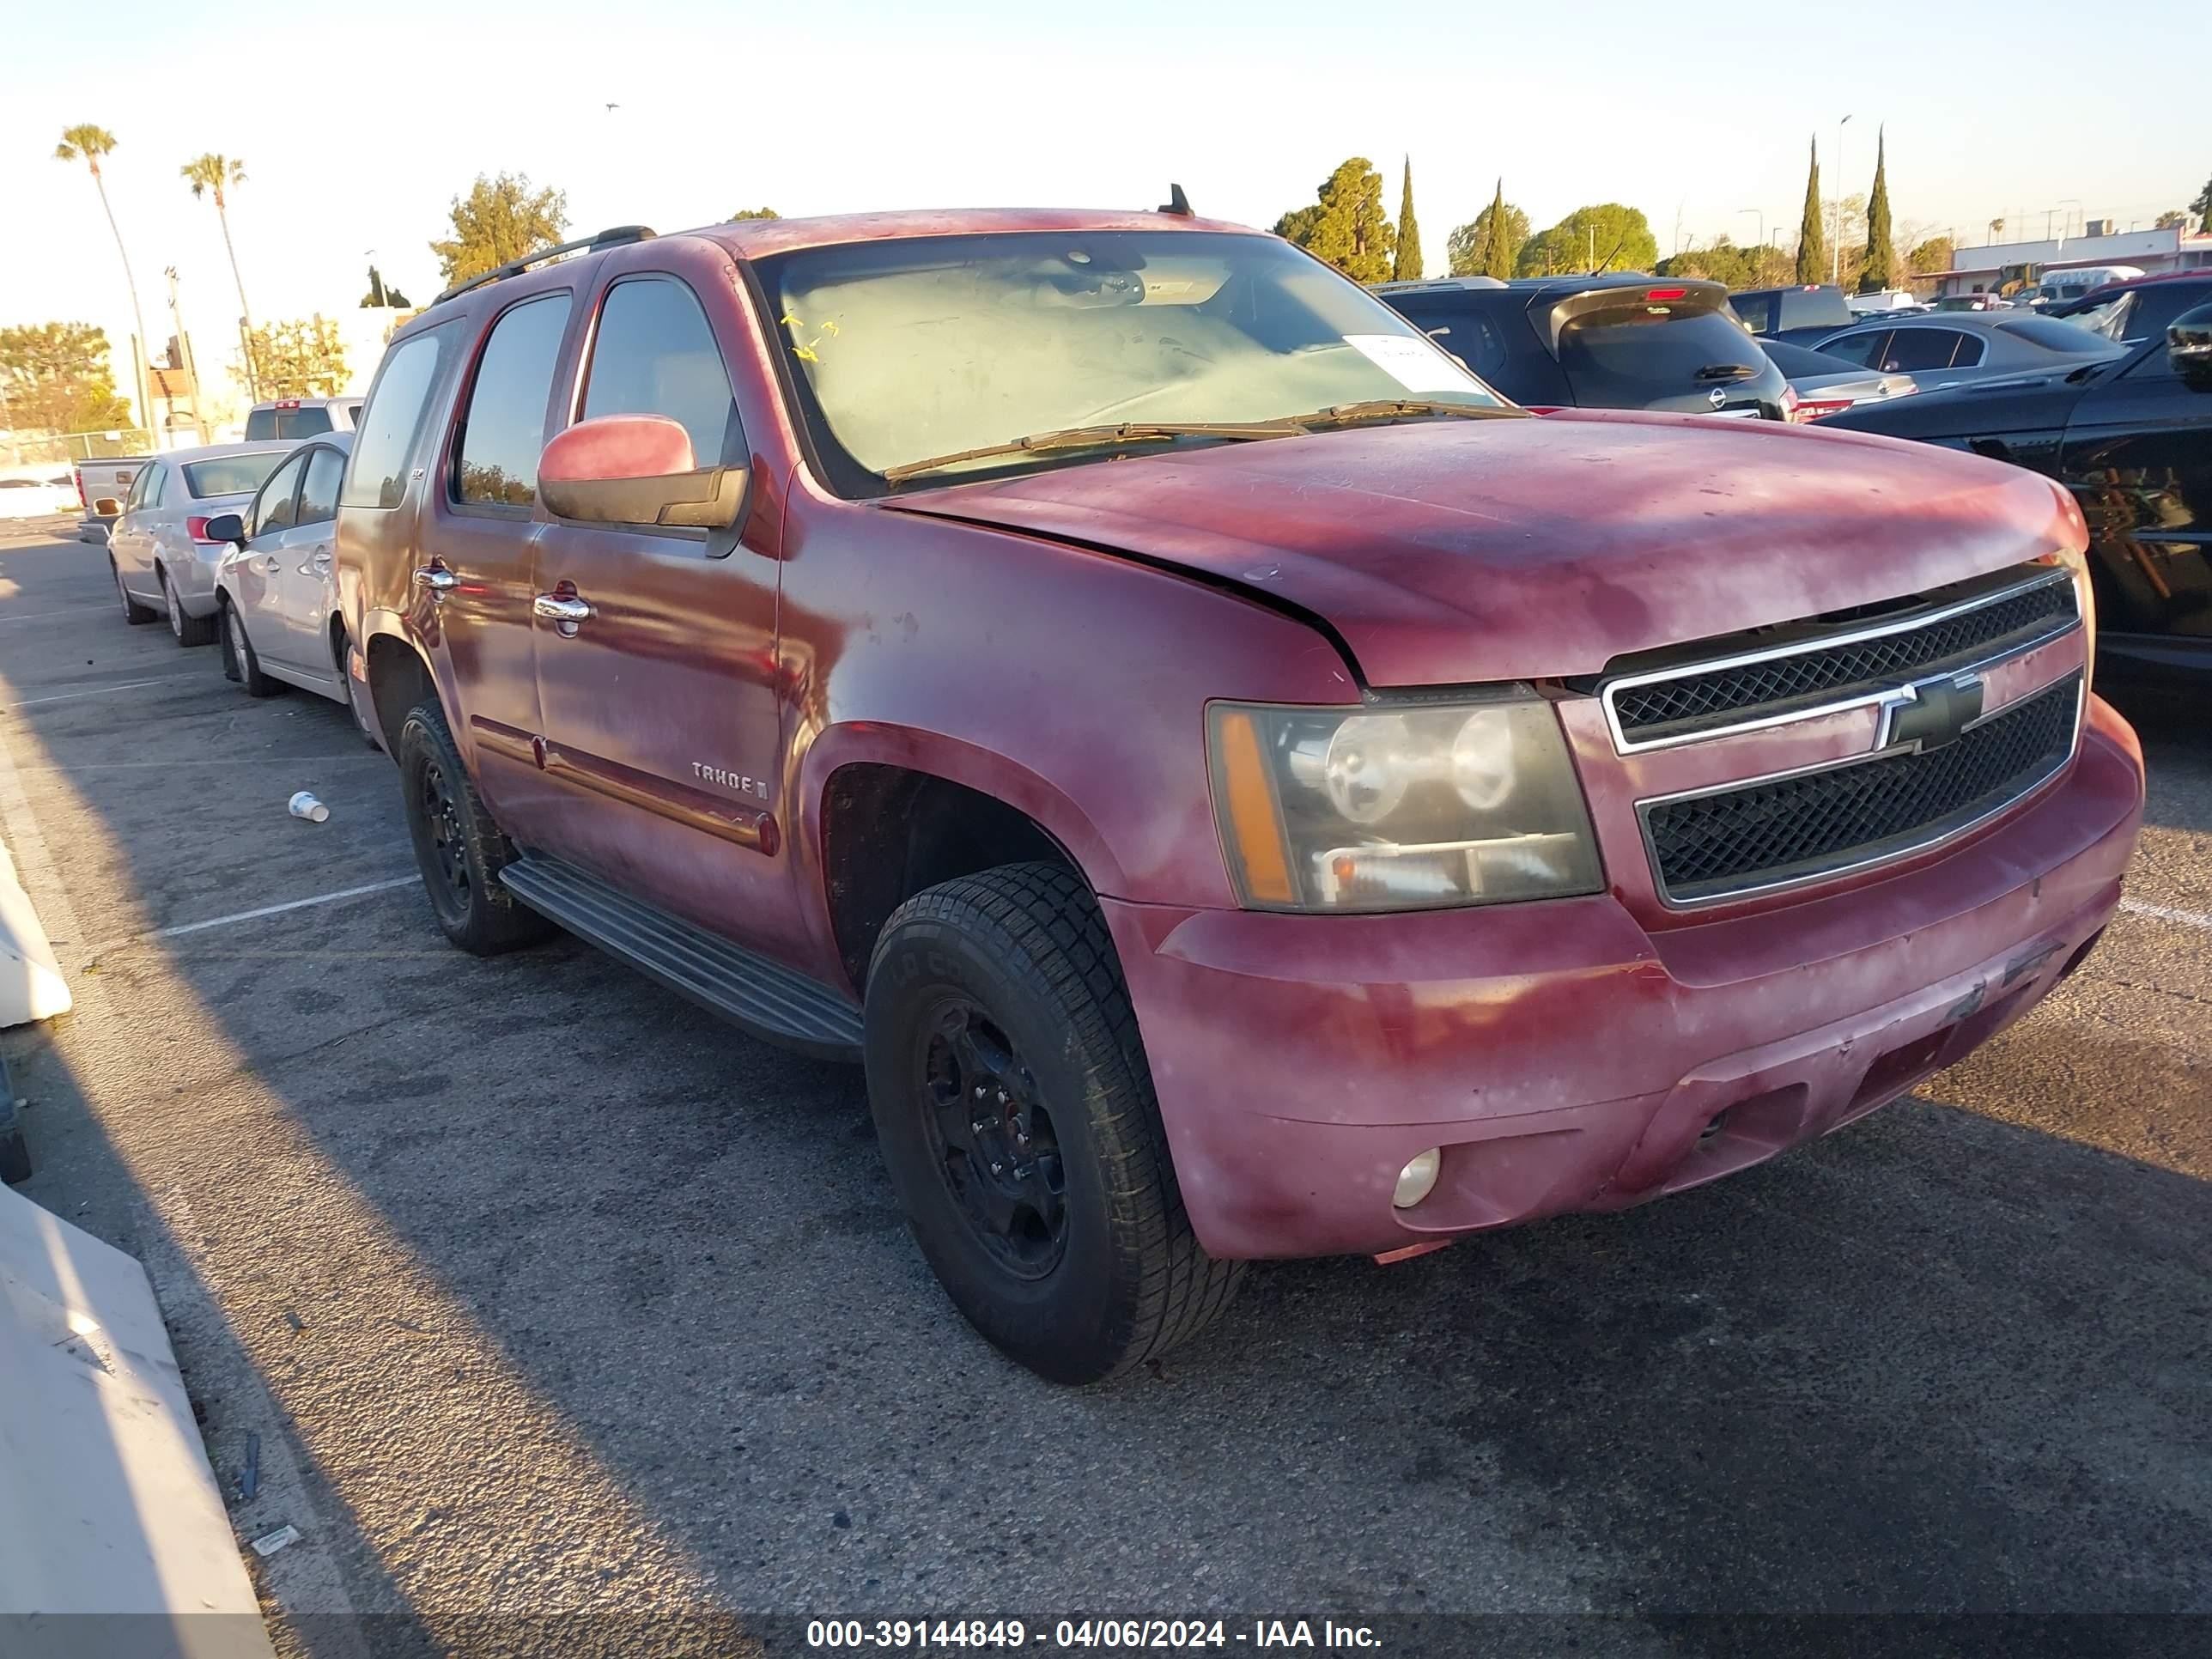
1816, 330, 1888, 368
578, 277, 739, 467
343, 326, 456, 510
1729, 294, 1775, 335
454, 293, 574, 508
282, 406, 334, 438
1882, 328, 1971, 371
1373, 295, 1514, 385
297, 447, 346, 527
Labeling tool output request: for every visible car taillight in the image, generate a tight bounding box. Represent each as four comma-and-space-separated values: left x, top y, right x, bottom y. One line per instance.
187, 515, 216, 542
1792, 398, 1853, 422
1644, 288, 1687, 302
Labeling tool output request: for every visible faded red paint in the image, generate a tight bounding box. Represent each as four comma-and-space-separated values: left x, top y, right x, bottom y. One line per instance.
539, 413, 696, 481
339, 208, 2148, 1264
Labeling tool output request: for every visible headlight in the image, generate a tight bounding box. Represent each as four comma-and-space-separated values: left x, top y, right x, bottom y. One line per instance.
1206, 692, 1604, 913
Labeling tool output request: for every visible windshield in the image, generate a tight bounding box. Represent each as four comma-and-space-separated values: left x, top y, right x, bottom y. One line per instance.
181, 451, 290, 499
757, 230, 1503, 494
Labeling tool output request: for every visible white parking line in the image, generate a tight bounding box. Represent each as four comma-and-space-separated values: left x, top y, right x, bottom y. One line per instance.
2119, 896, 2212, 932
152, 875, 421, 939
2, 675, 201, 710
0, 605, 112, 624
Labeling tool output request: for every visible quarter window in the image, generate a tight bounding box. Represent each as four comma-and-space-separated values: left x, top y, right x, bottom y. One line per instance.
1882, 329, 1972, 372
454, 293, 574, 508
343, 326, 455, 509
580, 277, 739, 467
298, 447, 346, 526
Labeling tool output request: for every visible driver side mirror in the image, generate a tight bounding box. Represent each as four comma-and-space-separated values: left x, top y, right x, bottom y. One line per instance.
538, 414, 747, 530
2169, 305, 2212, 388
204, 512, 247, 548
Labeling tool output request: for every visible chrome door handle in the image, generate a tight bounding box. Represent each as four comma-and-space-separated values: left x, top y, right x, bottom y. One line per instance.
532, 593, 592, 625
413, 566, 457, 592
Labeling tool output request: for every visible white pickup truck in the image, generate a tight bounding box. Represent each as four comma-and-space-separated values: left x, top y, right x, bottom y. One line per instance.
71, 455, 149, 544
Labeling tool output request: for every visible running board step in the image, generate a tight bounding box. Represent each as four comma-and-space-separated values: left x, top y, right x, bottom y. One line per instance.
500, 856, 864, 1060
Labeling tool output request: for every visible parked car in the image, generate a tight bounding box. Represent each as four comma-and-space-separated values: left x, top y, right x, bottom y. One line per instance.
1846, 289, 1923, 317
1726, 283, 1858, 343
107, 442, 296, 645
1808, 313, 2124, 390
242, 397, 362, 441
207, 431, 374, 734
72, 456, 148, 544
1374, 274, 1791, 419
2050, 270, 2212, 349
1758, 338, 1917, 419
1933, 294, 2014, 313
1825, 278, 2212, 682
341, 209, 2142, 1384
0, 474, 80, 520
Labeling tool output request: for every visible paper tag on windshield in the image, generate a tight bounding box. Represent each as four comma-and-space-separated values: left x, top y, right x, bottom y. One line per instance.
1344, 333, 1484, 394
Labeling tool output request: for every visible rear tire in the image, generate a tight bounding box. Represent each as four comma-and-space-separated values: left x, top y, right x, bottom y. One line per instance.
113, 560, 156, 625
222, 600, 276, 696
864, 862, 1242, 1384
161, 568, 217, 647
396, 699, 553, 956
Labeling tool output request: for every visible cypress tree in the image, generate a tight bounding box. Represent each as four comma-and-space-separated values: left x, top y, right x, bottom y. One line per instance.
1796, 136, 1826, 284
1483, 179, 1516, 281
1394, 157, 1422, 283
1861, 127, 1898, 294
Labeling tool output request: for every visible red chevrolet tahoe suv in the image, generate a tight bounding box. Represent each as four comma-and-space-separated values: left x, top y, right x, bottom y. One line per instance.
337, 207, 2145, 1384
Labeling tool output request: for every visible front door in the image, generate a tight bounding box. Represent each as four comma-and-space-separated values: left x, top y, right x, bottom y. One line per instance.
233, 448, 313, 672
111, 460, 165, 599
2061, 337, 2212, 674
527, 266, 797, 961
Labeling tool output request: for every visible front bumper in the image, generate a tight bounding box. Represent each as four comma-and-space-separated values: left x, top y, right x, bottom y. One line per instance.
1103, 697, 2145, 1260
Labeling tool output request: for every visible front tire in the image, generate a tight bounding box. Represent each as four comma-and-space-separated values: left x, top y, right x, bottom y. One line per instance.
113, 560, 156, 624
396, 699, 553, 956
161, 568, 217, 647
864, 862, 1242, 1384
222, 600, 276, 696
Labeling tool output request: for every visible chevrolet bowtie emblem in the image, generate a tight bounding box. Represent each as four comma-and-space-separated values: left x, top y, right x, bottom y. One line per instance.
1877, 670, 1986, 753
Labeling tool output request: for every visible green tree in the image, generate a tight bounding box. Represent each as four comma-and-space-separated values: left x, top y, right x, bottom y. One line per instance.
1795, 136, 1825, 283
359, 266, 412, 308
1859, 129, 1899, 293
1274, 157, 1396, 284
726, 206, 780, 221
53, 125, 150, 426
180, 153, 256, 397
0, 322, 135, 433
1657, 240, 1767, 289
240, 318, 348, 400
1906, 235, 1954, 277
1516, 204, 1656, 276
428, 173, 568, 287
1393, 158, 1422, 283
2191, 174, 2211, 233
2156, 210, 2190, 230
1447, 183, 1527, 280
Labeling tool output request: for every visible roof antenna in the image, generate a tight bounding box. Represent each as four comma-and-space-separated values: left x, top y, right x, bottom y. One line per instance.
1158, 183, 1193, 217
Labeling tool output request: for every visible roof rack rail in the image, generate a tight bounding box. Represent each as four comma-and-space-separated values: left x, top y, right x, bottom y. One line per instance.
432, 224, 658, 307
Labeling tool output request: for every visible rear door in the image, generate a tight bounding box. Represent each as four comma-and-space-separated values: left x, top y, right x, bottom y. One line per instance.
528, 254, 797, 956
421, 289, 576, 824
111, 462, 166, 596
273, 443, 348, 680
1373, 294, 1561, 405
2058, 338, 2212, 671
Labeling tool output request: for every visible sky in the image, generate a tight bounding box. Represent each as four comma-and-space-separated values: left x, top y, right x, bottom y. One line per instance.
3, 0, 2203, 421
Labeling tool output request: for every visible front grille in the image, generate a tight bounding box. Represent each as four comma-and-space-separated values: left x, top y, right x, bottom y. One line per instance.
1644, 674, 2081, 905
1608, 573, 2077, 746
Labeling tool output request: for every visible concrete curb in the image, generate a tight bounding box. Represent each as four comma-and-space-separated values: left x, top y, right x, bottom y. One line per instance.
0, 1180, 275, 1658
0, 830, 71, 1029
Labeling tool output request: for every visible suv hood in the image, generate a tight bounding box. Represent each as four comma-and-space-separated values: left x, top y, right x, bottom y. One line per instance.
883, 410, 2074, 685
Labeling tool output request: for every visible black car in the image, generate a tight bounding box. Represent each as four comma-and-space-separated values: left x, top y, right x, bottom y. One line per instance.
1726, 283, 1858, 344
1826, 276, 2212, 681
1373, 274, 1790, 420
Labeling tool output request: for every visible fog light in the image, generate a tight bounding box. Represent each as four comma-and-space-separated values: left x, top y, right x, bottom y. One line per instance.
1393, 1148, 1442, 1210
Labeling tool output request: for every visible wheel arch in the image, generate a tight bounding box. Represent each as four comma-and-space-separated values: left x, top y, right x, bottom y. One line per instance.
362, 628, 440, 753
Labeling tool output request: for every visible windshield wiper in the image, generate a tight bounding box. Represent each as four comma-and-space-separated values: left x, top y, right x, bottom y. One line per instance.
882, 421, 1298, 486
1273, 398, 1526, 428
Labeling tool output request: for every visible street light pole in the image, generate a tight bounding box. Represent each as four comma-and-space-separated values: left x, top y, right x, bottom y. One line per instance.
1832, 113, 1853, 283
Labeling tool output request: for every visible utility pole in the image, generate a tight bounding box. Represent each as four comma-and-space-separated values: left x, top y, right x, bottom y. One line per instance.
163, 268, 212, 446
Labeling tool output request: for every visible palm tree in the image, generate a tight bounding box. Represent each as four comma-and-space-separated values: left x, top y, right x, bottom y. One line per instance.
54, 124, 153, 433
182, 154, 258, 398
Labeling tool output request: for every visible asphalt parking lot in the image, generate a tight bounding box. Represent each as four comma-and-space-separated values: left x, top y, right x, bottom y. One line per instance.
2, 516, 2209, 1656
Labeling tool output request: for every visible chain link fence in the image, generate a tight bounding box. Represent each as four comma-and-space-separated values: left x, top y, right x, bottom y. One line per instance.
2, 428, 161, 471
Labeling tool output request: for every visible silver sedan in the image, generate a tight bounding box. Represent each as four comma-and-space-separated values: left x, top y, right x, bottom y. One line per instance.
209, 432, 377, 739
108, 441, 298, 645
